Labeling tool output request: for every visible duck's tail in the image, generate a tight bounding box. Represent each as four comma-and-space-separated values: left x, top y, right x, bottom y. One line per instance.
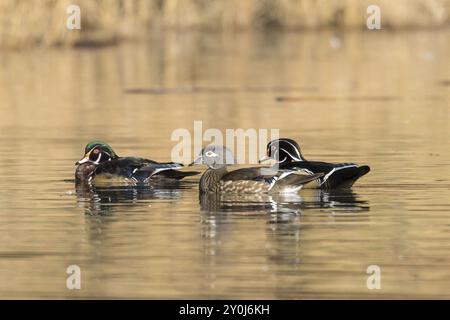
138, 162, 199, 180
157, 169, 200, 180
325, 165, 370, 189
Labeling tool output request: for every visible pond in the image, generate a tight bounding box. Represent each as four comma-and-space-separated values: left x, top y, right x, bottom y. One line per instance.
0, 30, 449, 298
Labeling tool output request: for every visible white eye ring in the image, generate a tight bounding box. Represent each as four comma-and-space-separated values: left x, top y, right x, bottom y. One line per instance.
205, 151, 217, 157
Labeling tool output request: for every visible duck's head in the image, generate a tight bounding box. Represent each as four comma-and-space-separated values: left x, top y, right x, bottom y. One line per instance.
190, 145, 236, 170
76, 140, 118, 165
259, 138, 305, 164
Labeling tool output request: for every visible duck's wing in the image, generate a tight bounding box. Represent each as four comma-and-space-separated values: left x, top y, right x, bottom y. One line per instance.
220, 167, 324, 193
153, 169, 200, 180
221, 167, 279, 181
281, 160, 338, 174
136, 159, 200, 180
222, 167, 322, 185
283, 161, 370, 188
268, 171, 324, 192
95, 157, 149, 178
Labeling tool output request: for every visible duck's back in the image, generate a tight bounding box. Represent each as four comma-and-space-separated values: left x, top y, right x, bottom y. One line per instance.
280, 160, 354, 173
94, 157, 153, 179
94, 157, 188, 184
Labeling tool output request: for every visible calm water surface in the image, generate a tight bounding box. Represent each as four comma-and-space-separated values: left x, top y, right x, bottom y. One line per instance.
0, 30, 449, 299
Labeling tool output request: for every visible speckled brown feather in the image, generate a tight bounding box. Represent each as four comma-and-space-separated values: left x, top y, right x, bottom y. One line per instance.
75, 162, 97, 183
199, 166, 324, 194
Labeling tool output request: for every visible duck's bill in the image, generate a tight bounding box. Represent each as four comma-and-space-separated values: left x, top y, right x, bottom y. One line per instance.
75, 155, 90, 165
189, 155, 203, 166
258, 155, 271, 164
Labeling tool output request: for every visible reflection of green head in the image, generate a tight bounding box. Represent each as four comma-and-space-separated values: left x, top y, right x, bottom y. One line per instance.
84, 140, 117, 158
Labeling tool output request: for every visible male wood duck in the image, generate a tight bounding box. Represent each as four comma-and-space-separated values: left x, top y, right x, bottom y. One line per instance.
189, 145, 323, 194
75, 140, 199, 185
259, 138, 370, 189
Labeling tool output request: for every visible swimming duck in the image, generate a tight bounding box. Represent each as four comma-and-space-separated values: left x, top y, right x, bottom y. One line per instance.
75, 140, 199, 185
259, 138, 370, 189
190, 145, 323, 194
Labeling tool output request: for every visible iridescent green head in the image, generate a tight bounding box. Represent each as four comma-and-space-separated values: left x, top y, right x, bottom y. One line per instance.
76, 140, 118, 165
84, 140, 116, 156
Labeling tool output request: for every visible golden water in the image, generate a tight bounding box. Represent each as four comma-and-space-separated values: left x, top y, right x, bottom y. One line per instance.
0, 30, 449, 298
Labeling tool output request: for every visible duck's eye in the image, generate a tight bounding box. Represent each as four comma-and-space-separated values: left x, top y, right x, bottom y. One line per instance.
205, 151, 216, 157
93, 149, 100, 154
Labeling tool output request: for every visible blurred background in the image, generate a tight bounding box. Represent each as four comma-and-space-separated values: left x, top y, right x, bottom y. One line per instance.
1, 0, 449, 49
0, 0, 449, 299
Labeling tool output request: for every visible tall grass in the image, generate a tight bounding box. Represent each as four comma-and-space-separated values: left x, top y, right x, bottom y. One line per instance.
0, 0, 449, 49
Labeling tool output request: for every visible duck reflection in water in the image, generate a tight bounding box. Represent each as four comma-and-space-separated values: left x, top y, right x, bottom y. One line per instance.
199, 192, 303, 215
301, 189, 370, 213
75, 179, 188, 216
199, 188, 370, 239
200, 188, 369, 216
199, 189, 370, 284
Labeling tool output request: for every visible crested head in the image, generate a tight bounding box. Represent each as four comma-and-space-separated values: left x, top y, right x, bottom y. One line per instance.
197, 145, 236, 170
76, 140, 118, 166
84, 140, 117, 158
265, 138, 305, 163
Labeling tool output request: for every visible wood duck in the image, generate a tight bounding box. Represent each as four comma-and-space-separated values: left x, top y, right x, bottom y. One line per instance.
259, 138, 370, 189
189, 145, 323, 194
75, 140, 199, 185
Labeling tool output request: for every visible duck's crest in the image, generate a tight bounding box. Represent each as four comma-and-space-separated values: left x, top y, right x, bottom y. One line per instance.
84, 140, 117, 157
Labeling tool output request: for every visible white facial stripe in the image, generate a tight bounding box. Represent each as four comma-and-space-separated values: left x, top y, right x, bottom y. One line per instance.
87, 146, 98, 154
206, 151, 218, 157
280, 148, 302, 161
94, 153, 102, 164
88, 146, 112, 157
86, 146, 113, 164
277, 139, 303, 159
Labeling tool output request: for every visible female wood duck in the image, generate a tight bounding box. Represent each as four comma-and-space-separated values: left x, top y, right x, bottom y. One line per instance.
75, 140, 199, 185
190, 145, 323, 194
259, 138, 370, 189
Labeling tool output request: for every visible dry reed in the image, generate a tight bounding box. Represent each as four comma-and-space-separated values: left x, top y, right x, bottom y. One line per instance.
0, 0, 449, 49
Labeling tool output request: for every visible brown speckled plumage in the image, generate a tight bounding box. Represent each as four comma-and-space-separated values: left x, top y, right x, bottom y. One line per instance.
75, 162, 97, 183
199, 166, 323, 194
199, 167, 227, 193
194, 145, 324, 194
